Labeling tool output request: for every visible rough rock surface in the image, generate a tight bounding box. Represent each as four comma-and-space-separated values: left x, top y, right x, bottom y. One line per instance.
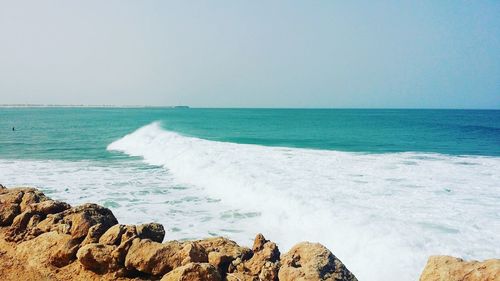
419, 255, 500, 281
160, 262, 222, 281
279, 242, 358, 281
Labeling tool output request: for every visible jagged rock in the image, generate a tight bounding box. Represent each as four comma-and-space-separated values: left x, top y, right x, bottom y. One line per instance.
35, 203, 118, 239
197, 237, 252, 275
419, 255, 500, 281
0, 203, 20, 226
226, 272, 258, 281
160, 262, 222, 281
99, 224, 129, 245
77, 243, 122, 273
81, 223, 109, 246
0, 188, 24, 226
279, 242, 357, 281
137, 222, 165, 242
125, 238, 208, 276
99, 223, 165, 247
27, 200, 70, 215
49, 237, 81, 267
0, 184, 5, 189
19, 188, 48, 211
228, 234, 280, 280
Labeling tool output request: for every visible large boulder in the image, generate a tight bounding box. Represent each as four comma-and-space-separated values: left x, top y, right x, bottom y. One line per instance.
419, 255, 500, 281
125, 238, 208, 276
99, 223, 165, 246
77, 243, 122, 273
279, 242, 357, 281
160, 262, 222, 281
16, 231, 74, 267
35, 203, 118, 240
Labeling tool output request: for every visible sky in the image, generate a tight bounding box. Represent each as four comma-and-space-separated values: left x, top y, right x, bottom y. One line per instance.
0, 1, 499, 108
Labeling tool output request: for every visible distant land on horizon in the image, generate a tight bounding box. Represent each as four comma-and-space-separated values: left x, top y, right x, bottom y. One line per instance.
1, 104, 499, 110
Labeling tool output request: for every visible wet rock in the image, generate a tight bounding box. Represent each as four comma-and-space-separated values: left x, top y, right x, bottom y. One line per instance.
419, 255, 500, 281
279, 242, 357, 281
125, 238, 208, 276
160, 262, 221, 281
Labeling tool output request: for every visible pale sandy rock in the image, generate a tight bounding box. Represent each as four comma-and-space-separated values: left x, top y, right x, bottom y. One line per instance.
160, 262, 221, 281
229, 233, 280, 280
35, 203, 118, 239
419, 255, 500, 281
16, 231, 74, 267
82, 223, 110, 246
77, 243, 122, 273
27, 200, 70, 215
197, 237, 252, 274
0, 203, 20, 226
279, 242, 357, 281
125, 238, 208, 276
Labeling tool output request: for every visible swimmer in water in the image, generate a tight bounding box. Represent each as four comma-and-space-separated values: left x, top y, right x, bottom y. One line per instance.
12, 127, 15, 131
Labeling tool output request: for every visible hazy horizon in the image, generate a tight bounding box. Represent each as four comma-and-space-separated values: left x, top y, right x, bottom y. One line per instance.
1, 1, 499, 109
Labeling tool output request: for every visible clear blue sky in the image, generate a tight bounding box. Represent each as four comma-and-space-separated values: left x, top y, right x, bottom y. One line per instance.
0, 1, 499, 108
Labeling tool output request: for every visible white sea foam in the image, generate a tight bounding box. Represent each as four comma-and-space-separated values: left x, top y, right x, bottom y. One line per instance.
1, 121, 499, 281
107, 122, 500, 281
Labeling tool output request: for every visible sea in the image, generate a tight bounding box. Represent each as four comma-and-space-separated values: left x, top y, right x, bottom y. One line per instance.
0, 107, 499, 281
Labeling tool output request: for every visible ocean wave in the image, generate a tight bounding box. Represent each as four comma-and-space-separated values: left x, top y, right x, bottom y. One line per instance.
107, 122, 500, 281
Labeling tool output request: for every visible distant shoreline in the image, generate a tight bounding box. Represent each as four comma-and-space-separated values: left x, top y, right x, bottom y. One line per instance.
0, 104, 190, 109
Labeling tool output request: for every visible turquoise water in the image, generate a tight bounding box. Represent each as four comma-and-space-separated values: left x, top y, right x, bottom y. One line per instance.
1, 108, 499, 159
0, 107, 499, 281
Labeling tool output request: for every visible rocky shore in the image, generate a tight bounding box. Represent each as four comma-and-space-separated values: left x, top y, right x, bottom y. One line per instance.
0, 184, 498, 281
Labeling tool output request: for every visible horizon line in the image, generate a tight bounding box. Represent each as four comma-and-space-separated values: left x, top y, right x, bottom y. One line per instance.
0, 104, 499, 110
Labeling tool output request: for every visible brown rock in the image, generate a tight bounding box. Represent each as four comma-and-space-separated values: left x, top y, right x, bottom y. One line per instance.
35, 203, 118, 240
419, 255, 500, 281
19, 188, 48, 211
160, 262, 221, 281
77, 243, 121, 273
226, 272, 258, 281
28, 200, 70, 215
0, 203, 20, 226
279, 242, 357, 281
99, 224, 127, 245
16, 231, 74, 267
125, 238, 208, 276
229, 234, 280, 280
50, 237, 81, 267
81, 223, 110, 246
197, 237, 252, 274
137, 222, 165, 242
